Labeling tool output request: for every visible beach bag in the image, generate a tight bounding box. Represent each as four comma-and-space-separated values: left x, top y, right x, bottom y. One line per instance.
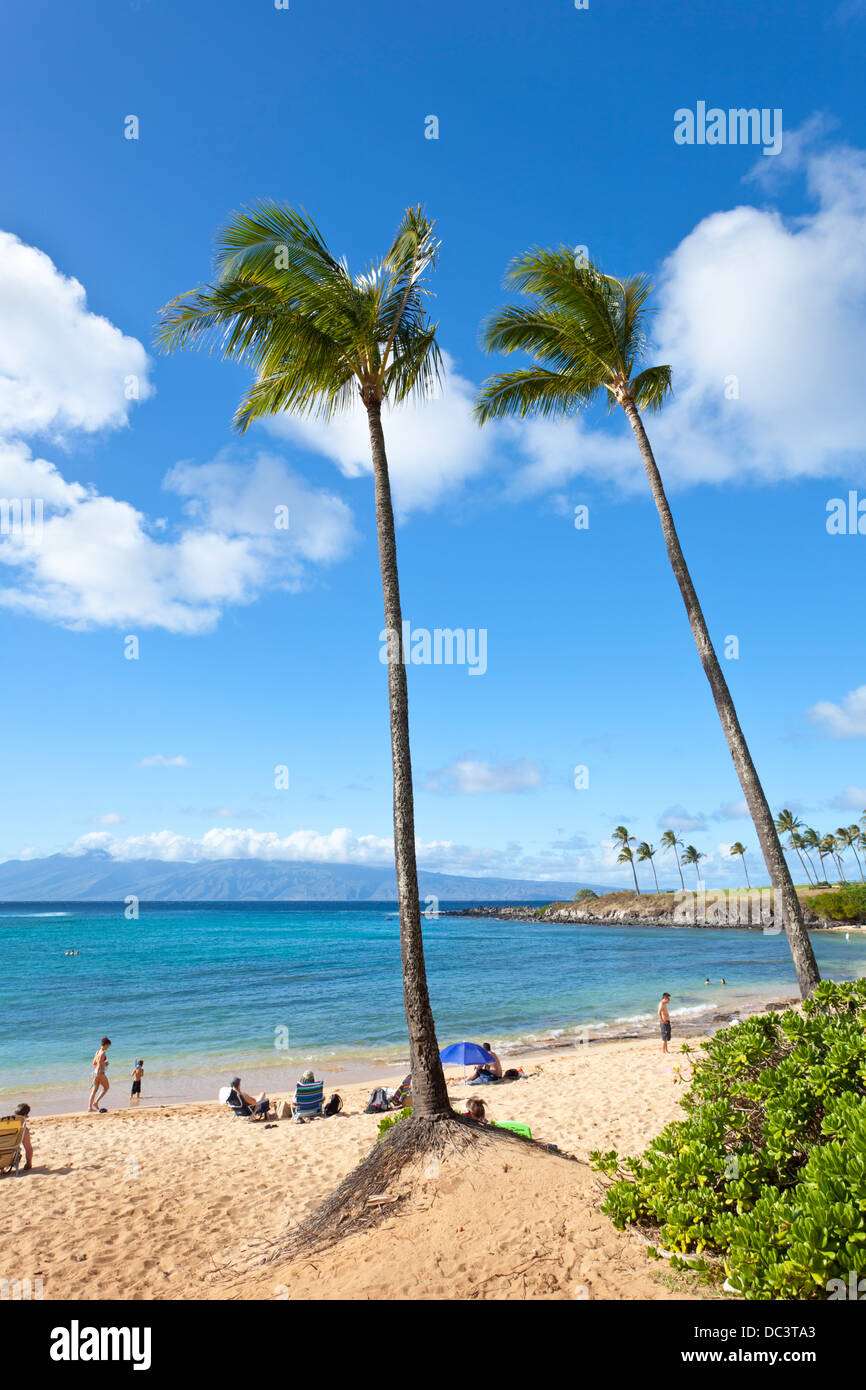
503, 1068, 520, 1080
365, 1087, 390, 1114
323, 1093, 343, 1117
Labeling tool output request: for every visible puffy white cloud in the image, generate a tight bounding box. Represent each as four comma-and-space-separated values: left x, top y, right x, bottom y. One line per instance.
0, 233, 357, 633
657, 805, 707, 833
510, 134, 866, 494
0, 444, 357, 633
262, 355, 500, 513
424, 758, 544, 794
0, 230, 152, 438
67, 826, 450, 866
808, 685, 866, 737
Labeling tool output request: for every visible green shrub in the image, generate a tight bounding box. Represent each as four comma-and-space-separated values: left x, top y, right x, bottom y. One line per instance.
591, 979, 866, 1299
573, 887, 599, 903
377, 1105, 412, 1140
809, 883, 866, 922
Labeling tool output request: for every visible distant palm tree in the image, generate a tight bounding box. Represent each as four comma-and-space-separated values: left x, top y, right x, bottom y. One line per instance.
682, 844, 705, 887
818, 834, 839, 885
476, 250, 819, 997
832, 834, 849, 883
729, 841, 751, 890
612, 826, 640, 894
660, 829, 686, 891
800, 828, 824, 885
156, 203, 451, 1120
636, 841, 660, 893
774, 810, 814, 886
837, 826, 865, 882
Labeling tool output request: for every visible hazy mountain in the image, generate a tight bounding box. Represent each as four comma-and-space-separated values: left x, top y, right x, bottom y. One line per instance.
0, 851, 601, 903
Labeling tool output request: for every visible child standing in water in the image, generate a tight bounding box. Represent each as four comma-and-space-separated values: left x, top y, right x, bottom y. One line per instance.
130, 1060, 144, 1107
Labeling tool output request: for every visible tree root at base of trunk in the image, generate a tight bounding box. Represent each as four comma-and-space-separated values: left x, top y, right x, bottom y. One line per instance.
250, 1111, 556, 1265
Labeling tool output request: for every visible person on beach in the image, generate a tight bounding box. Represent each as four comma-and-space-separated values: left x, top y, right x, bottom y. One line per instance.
470, 1043, 502, 1081
88, 1037, 111, 1112
13, 1103, 33, 1170
130, 1060, 144, 1107
462, 1098, 486, 1123
227, 1077, 271, 1119
658, 994, 672, 1053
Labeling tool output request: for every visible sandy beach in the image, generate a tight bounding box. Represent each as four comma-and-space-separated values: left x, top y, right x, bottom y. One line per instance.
1, 1036, 715, 1302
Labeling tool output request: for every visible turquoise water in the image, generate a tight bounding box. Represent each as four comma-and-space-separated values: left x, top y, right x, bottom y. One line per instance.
2, 901, 864, 1114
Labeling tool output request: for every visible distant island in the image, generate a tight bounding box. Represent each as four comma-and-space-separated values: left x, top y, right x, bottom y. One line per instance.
0, 849, 611, 904
445, 887, 865, 929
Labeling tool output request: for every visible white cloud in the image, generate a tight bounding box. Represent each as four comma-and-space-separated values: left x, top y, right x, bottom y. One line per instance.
830, 786, 866, 810
137, 754, 189, 768
0, 233, 358, 634
424, 758, 544, 795
808, 685, 866, 737
88, 813, 126, 826
263, 355, 500, 513
0, 230, 152, 438
67, 826, 449, 866
713, 799, 749, 820
509, 134, 866, 494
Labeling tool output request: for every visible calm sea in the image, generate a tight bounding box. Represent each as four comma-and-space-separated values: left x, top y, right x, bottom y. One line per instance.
2, 901, 864, 1114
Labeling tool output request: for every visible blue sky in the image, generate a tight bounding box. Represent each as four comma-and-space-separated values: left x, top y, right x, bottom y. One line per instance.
1, 0, 865, 889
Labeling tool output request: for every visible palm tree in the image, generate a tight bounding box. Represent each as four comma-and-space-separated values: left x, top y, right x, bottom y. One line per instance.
475, 250, 820, 997
682, 844, 705, 887
156, 203, 451, 1120
729, 841, 751, 889
660, 828, 686, 890
800, 828, 824, 885
837, 826, 865, 882
832, 834, 849, 883
612, 825, 640, 893
818, 835, 838, 885
774, 810, 814, 886
636, 841, 660, 893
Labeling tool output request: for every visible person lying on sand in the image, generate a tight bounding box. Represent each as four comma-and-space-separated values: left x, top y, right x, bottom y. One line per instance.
227, 1078, 272, 1119
469, 1043, 502, 1081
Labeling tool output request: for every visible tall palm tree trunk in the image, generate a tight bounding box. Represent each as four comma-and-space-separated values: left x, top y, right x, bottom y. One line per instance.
629, 858, 640, 894
650, 860, 660, 893
367, 401, 451, 1118
622, 399, 820, 997
790, 839, 815, 886
836, 855, 848, 883
674, 847, 685, 891
852, 845, 865, 882
740, 852, 751, 890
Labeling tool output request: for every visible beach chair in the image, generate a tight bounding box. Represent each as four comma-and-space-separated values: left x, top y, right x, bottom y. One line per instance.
292, 1080, 324, 1122
0, 1116, 26, 1175
391, 1074, 411, 1109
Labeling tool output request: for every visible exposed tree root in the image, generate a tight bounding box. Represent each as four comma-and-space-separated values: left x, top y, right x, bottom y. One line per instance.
251, 1112, 568, 1265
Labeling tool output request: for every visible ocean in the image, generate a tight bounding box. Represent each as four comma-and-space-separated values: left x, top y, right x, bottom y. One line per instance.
2, 901, 864, 1115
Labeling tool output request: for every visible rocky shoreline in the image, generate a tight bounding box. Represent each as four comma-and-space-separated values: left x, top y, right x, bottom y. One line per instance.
442, 890, 859, 931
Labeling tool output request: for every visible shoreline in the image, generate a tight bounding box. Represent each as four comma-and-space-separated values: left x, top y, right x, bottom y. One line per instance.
15, 984, 798, 1119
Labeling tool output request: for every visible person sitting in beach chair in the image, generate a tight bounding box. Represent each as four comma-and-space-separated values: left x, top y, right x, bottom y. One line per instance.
221, 1078, 272, 1120
0, 1106, 32, 1175
292, 1071, 324, 1122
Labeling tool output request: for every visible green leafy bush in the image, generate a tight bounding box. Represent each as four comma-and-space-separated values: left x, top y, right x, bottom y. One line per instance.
573, 888, 599, 903
591, 979, 866, 1299
809, 883, 866, 922
377, 1105, 412, 1140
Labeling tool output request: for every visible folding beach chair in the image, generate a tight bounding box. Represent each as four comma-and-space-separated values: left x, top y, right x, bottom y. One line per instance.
292, 1080, 324, 1121
0, 1116, 26, 1175
391, 1074, 412, 1109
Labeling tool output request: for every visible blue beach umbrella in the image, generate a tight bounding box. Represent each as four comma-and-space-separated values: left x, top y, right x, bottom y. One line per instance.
439, 1041, 495, 1080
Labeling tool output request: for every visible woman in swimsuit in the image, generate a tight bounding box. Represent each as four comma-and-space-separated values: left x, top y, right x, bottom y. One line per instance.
88, 1036, 111, 1112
